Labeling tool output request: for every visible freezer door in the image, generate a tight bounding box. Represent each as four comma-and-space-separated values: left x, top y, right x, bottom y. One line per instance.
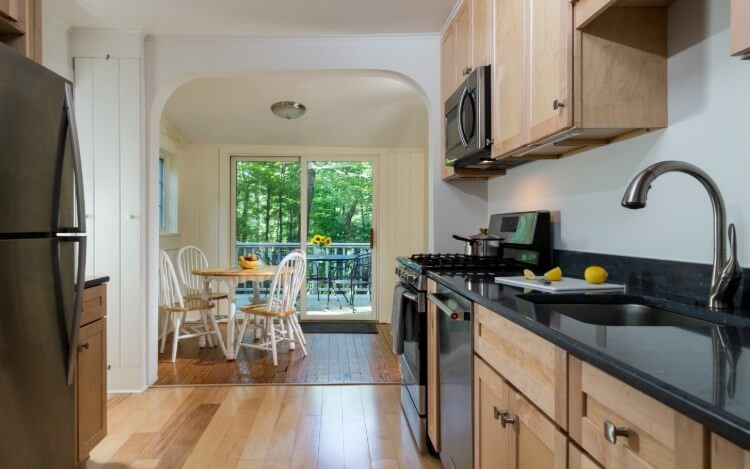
0, 238, 77, 467
0, 46, 76, 235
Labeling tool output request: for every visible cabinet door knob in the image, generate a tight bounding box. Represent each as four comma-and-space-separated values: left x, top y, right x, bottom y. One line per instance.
604, 420, 629, 444
78, 342, 90, 352
553, 99, 566, 110
463, 66, 473, 76
493, 406, 507, 420
500, 413, 517, 428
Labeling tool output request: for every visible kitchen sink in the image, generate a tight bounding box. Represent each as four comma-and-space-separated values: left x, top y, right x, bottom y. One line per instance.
520, 294, 714, 328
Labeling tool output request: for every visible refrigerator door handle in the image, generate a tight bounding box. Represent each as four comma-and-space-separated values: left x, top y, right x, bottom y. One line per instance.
64, 236, 87, 385
64, 82, 87, 235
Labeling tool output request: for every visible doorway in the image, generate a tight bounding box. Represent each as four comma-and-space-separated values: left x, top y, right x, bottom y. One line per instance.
231, 155, 376, 321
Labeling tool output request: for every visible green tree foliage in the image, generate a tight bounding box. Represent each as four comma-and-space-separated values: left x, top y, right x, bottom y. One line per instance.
235, 160, 372, 244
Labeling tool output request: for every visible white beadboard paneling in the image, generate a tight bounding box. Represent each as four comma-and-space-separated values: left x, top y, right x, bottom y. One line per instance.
74, 58, 95, 278
119, 58, 143, 368
75, 55, 145, 390
91, 58, 121, 369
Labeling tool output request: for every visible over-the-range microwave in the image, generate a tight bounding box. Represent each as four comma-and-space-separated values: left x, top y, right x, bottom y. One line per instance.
445, 65, 492, 168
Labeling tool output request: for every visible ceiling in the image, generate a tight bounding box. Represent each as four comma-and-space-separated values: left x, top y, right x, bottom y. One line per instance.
162, 72, 428, 147
46, 0, 456, 36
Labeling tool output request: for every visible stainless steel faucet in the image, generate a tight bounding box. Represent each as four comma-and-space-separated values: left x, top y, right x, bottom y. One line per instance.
621, 161, 741, 309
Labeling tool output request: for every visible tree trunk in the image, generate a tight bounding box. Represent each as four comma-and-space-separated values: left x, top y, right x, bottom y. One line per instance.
264, 183, 271, 241
277, 164, 286, 241
307, 168, 316, 234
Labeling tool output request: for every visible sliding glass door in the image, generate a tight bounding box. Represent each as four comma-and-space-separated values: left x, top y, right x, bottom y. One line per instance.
231, 155, 376, 320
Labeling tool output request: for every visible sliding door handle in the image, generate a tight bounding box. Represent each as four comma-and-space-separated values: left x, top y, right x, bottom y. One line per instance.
370, 228, 375, 249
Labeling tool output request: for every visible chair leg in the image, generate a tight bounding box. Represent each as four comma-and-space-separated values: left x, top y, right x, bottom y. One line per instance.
171, 313, 182, 363
292, 314, 307, 345
208, 312, 226, 355
288, 317, 307, 357
160, 311, 170, 353
269, 318, 278, 366
199, 311, 213, 348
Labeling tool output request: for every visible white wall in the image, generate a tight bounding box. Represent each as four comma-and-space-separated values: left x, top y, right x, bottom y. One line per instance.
158, 118, 185, 260
41, 11, 72, 80
487, 0, 750, 267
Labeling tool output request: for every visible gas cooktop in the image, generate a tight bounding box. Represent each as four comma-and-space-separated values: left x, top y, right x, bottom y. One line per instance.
407, 253, 515, 271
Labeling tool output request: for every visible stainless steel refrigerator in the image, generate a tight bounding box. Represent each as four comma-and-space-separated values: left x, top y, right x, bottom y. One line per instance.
0, 46, 87, 467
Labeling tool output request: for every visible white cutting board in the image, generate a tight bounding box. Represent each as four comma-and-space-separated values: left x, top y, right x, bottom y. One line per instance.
495, 276, 625, 293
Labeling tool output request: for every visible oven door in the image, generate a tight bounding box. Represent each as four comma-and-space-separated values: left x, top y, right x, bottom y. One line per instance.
400, 284, 426, 413
445, 65, 491, 167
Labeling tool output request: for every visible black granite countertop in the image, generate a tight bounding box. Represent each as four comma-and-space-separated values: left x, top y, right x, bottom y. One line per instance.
427, 271, 750, 449
85, 276, 110, 289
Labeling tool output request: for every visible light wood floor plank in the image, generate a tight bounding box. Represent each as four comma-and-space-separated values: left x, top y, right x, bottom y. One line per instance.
88, 385, 439, 469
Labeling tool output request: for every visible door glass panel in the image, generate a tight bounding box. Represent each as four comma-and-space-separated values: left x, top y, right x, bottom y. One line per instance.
234, 160, 301, 305
304, 161, 373, 317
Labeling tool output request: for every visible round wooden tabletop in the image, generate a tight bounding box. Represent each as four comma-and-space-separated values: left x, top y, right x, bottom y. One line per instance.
192, 264, 279, 279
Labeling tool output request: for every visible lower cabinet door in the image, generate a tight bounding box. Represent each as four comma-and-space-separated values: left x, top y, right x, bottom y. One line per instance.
475, 357, 512, 469
508, 385, 568, 469
711, 433, 750, 469
77, 318, 107, 464
569, 443, 602, 469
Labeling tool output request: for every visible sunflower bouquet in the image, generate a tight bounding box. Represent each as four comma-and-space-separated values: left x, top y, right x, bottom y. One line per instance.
310, 234, 333, 247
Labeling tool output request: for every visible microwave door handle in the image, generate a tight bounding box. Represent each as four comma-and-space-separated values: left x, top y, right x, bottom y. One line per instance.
457, 86, 470, 148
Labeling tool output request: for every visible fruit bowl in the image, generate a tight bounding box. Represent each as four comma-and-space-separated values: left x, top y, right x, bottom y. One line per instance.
238, 258, 259, 270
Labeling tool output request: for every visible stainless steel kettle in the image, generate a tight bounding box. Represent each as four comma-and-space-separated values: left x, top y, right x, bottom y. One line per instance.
453, 228, 503, 257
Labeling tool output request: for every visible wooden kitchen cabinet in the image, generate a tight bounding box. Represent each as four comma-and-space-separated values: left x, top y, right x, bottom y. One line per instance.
491, 0, 526, 157
474, 357, 512, 469
527, 0, 574, 143
474, 303, 568, 428
569, 357, 706, 469
569, 442, 603, 469
711, 433, 750, 468
732, 0, 750, 58
496, 5, 668, 160
76, 283, 108, 466
427, 279, 440, 451
0, 0, 41, 62
474, 356, 567, 469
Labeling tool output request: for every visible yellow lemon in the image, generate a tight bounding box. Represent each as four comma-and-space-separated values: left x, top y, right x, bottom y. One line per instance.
543, 267, 563, 282
523, 269, 536, 280
584, 266, 609, 284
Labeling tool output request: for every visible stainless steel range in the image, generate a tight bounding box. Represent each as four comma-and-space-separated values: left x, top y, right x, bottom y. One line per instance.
393, 211, 552, 466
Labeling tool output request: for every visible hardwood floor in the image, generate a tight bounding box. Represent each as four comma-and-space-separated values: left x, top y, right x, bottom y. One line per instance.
156, 324, 401, 385
86, 385, 441, 469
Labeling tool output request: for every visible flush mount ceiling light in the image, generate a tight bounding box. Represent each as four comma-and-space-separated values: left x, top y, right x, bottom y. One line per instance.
271, 101, 307, 120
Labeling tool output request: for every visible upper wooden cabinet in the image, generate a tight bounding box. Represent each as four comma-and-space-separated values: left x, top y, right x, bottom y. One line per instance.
527, 0, 574, 144
0, 0, 40, 62
495, 5, 668, 160
441, 0, 670, 177
492, 0, 525, 156
732, 0, 750, 59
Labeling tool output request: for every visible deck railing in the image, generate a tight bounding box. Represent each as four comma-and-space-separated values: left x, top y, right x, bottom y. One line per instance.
235, 242, 371, 296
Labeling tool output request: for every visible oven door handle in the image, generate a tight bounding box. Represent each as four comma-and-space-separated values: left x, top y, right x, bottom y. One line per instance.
427, 293, 469, 320
402, 290, 426, 312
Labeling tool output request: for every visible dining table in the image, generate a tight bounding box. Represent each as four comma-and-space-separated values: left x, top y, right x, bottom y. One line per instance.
192, 264, 278, 360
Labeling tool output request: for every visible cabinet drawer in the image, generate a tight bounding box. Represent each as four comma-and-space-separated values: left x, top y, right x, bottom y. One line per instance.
711, 433, 750, 469
474, 304, 567, 427
569, 357, 706, 469
82, 284, 107, 326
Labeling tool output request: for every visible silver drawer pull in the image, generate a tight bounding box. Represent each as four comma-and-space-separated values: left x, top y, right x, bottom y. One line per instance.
500, 413, 517, 428
493, 406, 507, 420
604, 420, 629, 444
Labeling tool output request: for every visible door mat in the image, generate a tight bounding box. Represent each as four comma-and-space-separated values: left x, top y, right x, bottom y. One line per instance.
300, 321, 378, 334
